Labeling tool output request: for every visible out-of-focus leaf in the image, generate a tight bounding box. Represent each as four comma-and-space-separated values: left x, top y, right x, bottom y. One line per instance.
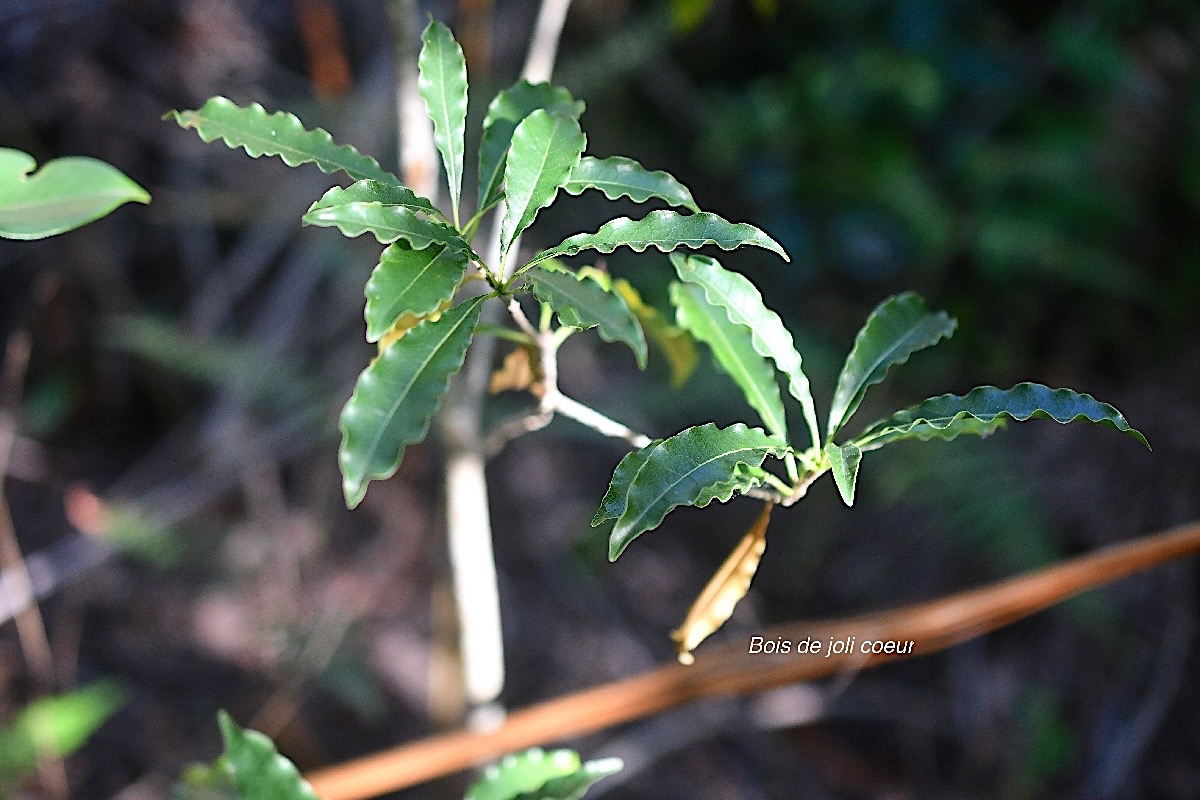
0, 681, 126, 788
671, 254, 818, 449
671, 281, 787, 439
824, 442, 862, 506
604, 423, 788, 560
826, 292, 956, 441
854, 383, 1150, 451
490, 346, 537, 394
418, 20, 469, 221
563, 156, 699, 211
166, 97, 399, 185
672, 501, 772, 664
528, 211, 789, 268
465, 747, 622, 800
340, 296, 485, 508
528, 267, 646, 366
613, 279, 697, 388
0, 148, 149, 240
501, 110, 586, 263
478, 82, 585, 212
364, 242, 469, 342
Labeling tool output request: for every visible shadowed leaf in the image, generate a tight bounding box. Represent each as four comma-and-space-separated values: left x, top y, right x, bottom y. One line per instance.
528, 267, 646, 366
340, 296, 486, 508
854, 383, 1150, 452
826, 292, 956, 441
671, 254, 818, 449
605, 423, 787, 560
364, 242, 469, 342
671, 282, 787, 440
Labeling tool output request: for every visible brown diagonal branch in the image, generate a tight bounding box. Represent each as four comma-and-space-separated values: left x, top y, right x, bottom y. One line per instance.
306, 520, 1200, 800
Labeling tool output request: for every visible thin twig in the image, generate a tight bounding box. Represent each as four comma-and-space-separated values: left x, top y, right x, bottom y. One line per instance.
0, 332, 55, 688
306, 520, 1200, 800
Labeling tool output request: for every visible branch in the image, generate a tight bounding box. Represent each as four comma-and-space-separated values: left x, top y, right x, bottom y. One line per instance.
305, 520, 1200, 800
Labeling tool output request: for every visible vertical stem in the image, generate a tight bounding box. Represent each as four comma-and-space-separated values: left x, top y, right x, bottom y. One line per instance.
435, 0, 575, 722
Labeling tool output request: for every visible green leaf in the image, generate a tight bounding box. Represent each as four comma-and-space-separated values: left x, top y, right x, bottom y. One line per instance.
607, 423, 788, 560
418, 19, 469, 223
527, 210, 789, 271
563, 156, 699, 211
466, 748, 622, 800
339, 296, 486, 508
0, 148, 149, 240
307, 179, 440, 220
671, 254, 818, 449
365, 242, 470, 342
0, 681, 126, 788
527, 267, 647, 367
303, 200, 469, 252
671, 282, 787, 440
501, 110, 587, 262
478, 82, 585, 213
216, 712, 319, 800
613, 279, 698, 389
854, 383, 1151, 452
166, 97, 400, 185
592, 439, 662, 526
824, 442, 862, 506
826, 292, 956, 441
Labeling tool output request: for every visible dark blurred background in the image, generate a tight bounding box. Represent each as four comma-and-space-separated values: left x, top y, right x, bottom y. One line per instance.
2, 0, 1199, 797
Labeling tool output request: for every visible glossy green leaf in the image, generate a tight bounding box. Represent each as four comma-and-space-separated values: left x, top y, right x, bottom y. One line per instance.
339, 296, 486, 508
528, 267, 646, 366
607, 423, 788, 560
824, 442, 862, 506
307, 179, 440, 219
167, 97, 399, 185
613, 279, 698, 389
0, 148, 149, 240
365, 242, 469, 342
826, 292, 956, 441
478, 82, 585, 212
216, 712, 319, 800
671, 254, 818, 449
501, 110, 587, 263
854, 383, 1150, 452
303, 200, 469, 252
418, 19, 469, 222
466, 747, 622, 800
671, 282, 787, 440
528, 210, 789, 271
563, 156, 699, 211
592, 440, 662, 525
0, 680, 125, 788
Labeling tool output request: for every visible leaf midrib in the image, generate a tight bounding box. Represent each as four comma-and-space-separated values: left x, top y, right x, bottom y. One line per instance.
619, 443, 772, 535
358, 302, 479, 480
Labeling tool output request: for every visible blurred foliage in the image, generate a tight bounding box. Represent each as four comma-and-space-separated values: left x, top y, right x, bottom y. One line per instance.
673, 0, 1200, 375
0, 681, 125, 794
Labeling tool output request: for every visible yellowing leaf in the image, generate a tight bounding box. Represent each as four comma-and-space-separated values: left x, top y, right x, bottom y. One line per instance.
377, 299, 453, 352
672, 501, 772, 664
490, 346, 538, 394
613, 279, 697, 389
